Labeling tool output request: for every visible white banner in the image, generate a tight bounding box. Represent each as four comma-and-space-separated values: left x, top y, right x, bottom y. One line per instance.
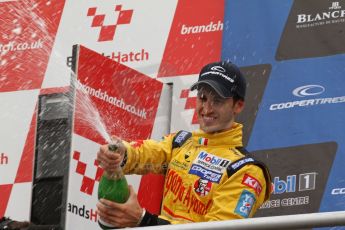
43, 0, 178, 89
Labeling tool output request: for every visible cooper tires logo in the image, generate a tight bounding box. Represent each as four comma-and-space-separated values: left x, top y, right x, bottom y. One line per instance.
269, 83, 345, 111
292, 85, 325, 97
331, 188, 345, 195
210, 66, 226, 72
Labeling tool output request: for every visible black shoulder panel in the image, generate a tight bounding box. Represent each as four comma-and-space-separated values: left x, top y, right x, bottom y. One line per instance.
235, 146, 250, 155
172, 130, 192, 149
227, 147, 272, 200
226, 156, 256, 178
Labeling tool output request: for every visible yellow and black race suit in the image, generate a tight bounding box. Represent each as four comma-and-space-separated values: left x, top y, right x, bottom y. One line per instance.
122, 122, 271, 224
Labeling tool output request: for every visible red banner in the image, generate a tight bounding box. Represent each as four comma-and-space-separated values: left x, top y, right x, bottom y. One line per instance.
0, 0, 65, 92
74, 45, 163, 144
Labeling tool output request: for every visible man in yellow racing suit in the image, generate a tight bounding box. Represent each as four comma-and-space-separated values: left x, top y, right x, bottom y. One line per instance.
96, 61, 271, 227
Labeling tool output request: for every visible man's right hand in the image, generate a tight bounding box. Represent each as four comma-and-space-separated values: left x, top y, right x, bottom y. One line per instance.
96, 136, 126, 173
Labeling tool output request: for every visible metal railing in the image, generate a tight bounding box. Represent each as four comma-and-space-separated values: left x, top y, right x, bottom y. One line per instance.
131, 211, 345, 230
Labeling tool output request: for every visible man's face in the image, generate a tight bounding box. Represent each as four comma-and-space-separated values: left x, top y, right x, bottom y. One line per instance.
196, 85, 244, 134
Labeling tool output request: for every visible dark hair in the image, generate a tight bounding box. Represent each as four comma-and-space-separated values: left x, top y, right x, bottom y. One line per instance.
196, 83, 244, 104
232, 94, 244, 103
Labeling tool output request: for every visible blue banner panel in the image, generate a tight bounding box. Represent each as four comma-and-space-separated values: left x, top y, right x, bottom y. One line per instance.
222, 0, 345, 222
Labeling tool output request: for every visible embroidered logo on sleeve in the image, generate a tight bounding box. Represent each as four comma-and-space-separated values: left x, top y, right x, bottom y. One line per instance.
234, 190, 256, 218
242, 174, 262, 196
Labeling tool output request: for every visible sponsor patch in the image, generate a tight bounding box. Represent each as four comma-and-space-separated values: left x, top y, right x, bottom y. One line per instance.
198, 137, 208, 146
242, 174, 262, 196
193, 151, 230, 174
230, 157, 254, 170
170, 159, 189, 170
173, 131, 191, 148
234, 190, 256, 218
194, 178, 212, 197
189, 164, 222, 183
184, 152, 191, 162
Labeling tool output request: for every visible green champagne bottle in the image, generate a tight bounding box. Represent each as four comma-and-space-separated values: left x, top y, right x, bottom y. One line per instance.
98, 144, 130, 229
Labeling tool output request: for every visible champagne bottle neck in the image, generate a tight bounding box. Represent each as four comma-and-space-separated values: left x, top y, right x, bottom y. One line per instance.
105, 141, 126, 180
104, 167, 124, 180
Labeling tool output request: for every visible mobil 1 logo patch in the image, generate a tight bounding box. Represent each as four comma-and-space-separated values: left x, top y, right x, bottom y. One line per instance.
189, 151, 231, 183
192, 151, 230, 173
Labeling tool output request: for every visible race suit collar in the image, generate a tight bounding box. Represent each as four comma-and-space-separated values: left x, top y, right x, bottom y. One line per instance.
193, 122, 243, 147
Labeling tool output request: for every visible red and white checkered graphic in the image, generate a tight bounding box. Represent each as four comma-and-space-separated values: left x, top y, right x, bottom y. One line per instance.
0, 89, 39, 219
0, 0, 224, 225
0, 184, 13, 218
87, 5, 133, 42
73, 151, 103, 196
180, 88, 198, 124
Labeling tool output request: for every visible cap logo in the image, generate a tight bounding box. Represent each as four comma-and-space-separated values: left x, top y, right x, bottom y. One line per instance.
210, 66, 226, 72
200, 66, 235, 83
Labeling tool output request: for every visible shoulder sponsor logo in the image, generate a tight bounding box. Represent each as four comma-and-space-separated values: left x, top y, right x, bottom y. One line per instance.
231, 157, 254, 170
189, 164, 222, 183
269, 84, 345, 111
175, 131, 191, 145
234, 190, 256, 218
242, 174, 262, 196
296, 2, 345, 28
193, 151, 231, 174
